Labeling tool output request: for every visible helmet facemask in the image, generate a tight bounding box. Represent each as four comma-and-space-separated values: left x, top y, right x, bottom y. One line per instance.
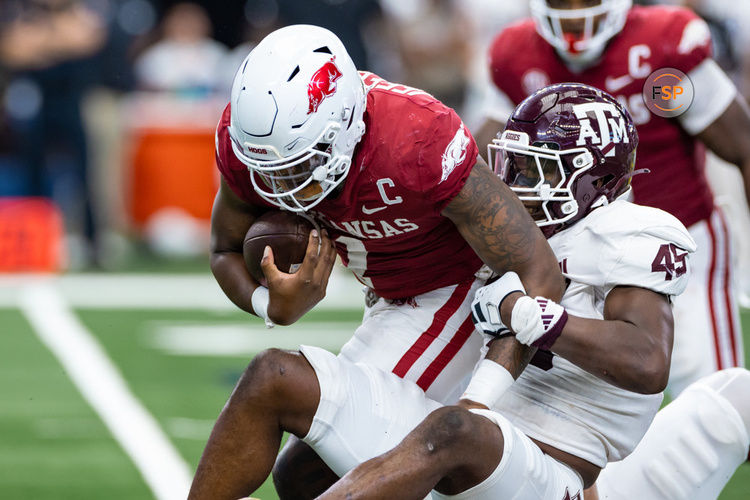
490, 130, 595, 233
232, 121, 354, 212
530, 0, 631, 67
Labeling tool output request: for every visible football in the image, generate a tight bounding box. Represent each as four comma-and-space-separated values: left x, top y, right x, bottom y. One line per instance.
243, 210, 315, 286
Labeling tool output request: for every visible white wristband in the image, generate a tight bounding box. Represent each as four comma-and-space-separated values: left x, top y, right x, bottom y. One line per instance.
251, 286, 274, 328
460, 359, 515, 409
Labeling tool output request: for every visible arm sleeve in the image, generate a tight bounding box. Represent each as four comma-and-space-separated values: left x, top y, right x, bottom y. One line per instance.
679, 58, 737, 135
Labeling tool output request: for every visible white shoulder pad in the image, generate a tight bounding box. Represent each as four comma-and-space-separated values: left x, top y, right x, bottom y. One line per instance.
550, 201, 696, 297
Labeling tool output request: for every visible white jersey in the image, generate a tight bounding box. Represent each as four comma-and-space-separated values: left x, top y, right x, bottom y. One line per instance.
492, 200, 697, 467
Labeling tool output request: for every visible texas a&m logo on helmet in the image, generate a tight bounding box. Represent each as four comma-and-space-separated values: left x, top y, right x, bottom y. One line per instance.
573, 101, 630, 157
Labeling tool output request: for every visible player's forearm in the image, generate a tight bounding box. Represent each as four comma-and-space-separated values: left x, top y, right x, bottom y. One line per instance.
444, 162, 565, 302
484, 335, 536, 379
458, 335, 534, 410
513, 252, 565, 302
552, 315, 670, 394
209, 180, 265, 316
210, 250, 260, 315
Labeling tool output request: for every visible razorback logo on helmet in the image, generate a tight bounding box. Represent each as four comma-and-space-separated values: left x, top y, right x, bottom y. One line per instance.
308, 57, 343, 114
573, 102, 629, 157
440, 124, 470, 183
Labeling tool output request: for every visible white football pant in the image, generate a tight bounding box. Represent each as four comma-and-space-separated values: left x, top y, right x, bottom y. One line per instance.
597, 368, 750, 500
432, 409, 584, 500
300, 345, 442, 476
338, 274, 488, 404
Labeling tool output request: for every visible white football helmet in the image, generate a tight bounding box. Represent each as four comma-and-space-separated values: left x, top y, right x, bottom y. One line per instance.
228, 25, 367, 212
530, 0, 631, 67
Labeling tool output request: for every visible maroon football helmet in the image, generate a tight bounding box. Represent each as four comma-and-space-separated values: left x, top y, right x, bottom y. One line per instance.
490, 82, 639, 237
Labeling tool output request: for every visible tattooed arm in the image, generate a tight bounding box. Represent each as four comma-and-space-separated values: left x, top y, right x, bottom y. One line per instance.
442, 157, 564, 302
443, 157, 565, 378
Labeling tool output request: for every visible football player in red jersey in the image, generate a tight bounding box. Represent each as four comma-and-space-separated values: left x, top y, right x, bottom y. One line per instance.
189, 24, 564, 499
474, 0, 749, 398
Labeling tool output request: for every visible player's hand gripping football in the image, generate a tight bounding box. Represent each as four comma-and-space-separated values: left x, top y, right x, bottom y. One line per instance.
472, 272, 568, 350
260, 229, 337, 326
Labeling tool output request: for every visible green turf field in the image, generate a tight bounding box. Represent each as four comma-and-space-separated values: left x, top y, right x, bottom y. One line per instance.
0, 274, 748, 499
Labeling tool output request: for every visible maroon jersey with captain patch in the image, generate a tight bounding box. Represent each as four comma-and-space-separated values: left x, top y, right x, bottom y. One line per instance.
216, 72, 483, 299
488, 5, 714, 228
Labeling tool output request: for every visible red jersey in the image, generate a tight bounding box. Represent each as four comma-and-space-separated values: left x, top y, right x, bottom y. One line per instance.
216, 72, 483, 299
488, 5, 714, 228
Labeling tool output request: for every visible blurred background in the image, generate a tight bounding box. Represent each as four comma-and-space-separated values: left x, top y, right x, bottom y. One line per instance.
2, 0, 749, 272
0, 1, 748, 499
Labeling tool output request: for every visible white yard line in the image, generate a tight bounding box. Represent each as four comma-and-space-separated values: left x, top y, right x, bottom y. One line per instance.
165, 417, 217, 440
0, 268, 364, 310
19, 284, 193, 500
147, 321, 358, 355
